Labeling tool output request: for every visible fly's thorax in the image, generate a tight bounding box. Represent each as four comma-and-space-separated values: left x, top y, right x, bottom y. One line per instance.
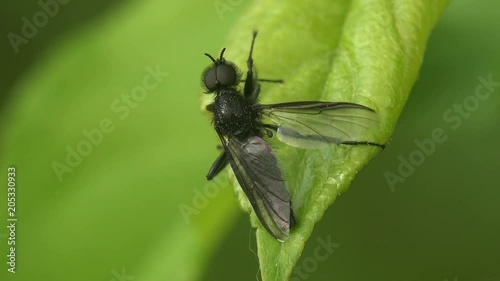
214, 89, 254, 136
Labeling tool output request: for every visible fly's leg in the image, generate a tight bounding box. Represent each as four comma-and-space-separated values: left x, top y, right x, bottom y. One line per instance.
243, 31, 284, 104
206, 103, 215, 112
260, 123, 278, 138
206, 151, 229, 180
242, 31, 265, 105
341, 140, 386, 149
241, 78, 284, 83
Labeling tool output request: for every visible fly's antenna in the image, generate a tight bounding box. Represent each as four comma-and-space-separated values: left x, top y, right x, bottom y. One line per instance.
204, 53, 216, 63
219, 48, 227, 60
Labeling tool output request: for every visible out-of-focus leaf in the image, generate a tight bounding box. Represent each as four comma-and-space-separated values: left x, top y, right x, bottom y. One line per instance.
0, 0, 249, 280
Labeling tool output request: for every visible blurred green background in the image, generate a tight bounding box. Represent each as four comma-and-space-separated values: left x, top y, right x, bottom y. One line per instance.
0, 1, 499, 281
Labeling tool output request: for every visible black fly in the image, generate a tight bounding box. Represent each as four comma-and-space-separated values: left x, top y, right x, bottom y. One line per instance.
202, 31, 385, 242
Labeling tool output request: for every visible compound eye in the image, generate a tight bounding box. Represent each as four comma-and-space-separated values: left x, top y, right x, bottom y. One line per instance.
204, 66, 218, 91
203, 63, 237, 91
215, 63, 237, 87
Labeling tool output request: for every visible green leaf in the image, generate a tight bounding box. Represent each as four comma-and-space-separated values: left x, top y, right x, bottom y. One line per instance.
0, 1, 247, 281
201, 0, 450, 280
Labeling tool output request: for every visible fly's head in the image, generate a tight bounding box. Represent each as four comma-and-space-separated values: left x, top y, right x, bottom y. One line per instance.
202, 48, 242, 94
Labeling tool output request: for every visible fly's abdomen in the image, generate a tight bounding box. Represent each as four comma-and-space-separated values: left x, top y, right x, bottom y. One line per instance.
214, 90, 253, 136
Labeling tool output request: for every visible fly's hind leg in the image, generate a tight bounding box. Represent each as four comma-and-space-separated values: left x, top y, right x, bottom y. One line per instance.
341, 140, 386, 149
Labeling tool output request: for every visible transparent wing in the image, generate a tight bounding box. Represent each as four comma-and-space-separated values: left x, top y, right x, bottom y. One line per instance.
257, 101, 381, 149
219, 133, 292, 241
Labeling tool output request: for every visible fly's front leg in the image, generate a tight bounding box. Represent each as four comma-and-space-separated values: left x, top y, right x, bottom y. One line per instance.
243, 31, 283, 103
242, 78, 284, 104
244, 31, 260, 104
243, 78, 284, 83
206, 151, 229, 180
206, 103, 216, 112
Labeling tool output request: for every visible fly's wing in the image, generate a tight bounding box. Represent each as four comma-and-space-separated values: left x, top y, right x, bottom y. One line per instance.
257, 101, 381, 149
219, 133, 292, 241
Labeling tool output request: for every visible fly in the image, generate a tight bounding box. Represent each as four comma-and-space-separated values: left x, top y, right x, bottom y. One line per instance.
202, 31, 385, 242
